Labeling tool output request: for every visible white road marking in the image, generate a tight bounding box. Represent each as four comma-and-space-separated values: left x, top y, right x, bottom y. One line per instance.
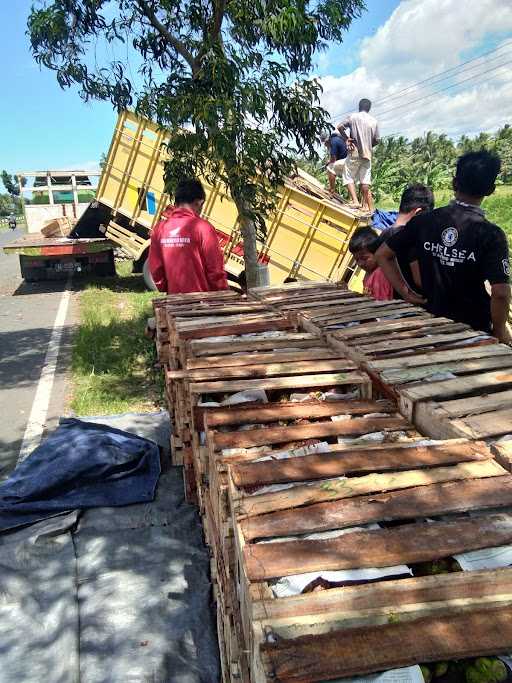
17, 277, 72, 463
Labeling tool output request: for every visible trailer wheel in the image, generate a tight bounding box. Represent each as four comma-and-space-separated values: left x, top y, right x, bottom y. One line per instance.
142, 257, 158, 291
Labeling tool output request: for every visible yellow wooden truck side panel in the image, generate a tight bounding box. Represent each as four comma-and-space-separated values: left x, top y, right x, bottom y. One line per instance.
97, 111, 364, 287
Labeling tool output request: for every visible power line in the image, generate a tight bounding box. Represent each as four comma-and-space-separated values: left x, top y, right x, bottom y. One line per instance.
375, 59, 512, 123
329, 38, 512, 122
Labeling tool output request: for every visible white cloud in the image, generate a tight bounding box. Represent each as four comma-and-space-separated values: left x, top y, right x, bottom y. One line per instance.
56, 161, 101, 174
318, 0, 512, 139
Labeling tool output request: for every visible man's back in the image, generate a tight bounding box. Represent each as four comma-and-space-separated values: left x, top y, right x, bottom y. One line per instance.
149, 206, 228, 294
346, 111, 379, 160
386, 202, 510, 331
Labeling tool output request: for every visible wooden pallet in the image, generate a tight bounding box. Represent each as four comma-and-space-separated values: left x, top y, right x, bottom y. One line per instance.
225, 439, 512, 682
392, 345, 512, 439
295, 296, 427, 336
183, 367, 374, 506
160, 305, 295, 466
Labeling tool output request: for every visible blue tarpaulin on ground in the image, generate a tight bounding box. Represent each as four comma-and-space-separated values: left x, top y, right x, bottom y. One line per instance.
0, 418, 161, 532
372, 209, 398, 231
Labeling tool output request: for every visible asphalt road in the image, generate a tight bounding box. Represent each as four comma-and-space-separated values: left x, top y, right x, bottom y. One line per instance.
0, 228, 75, 479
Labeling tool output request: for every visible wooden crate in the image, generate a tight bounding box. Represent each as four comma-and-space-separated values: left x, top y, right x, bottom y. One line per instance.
328, 316, 495, 365
394, 345, 512, 439
205, 396, 419, 683
248, 282, 345, 305
297, 296, 427, 336
182, 365, 374, 506
203, 397, 405, 544
225, 439, 512, 682
163, 313, 295, 465
153, 290, 242, 355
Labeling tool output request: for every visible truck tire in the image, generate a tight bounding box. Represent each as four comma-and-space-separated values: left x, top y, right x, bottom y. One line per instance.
142, 257, 158, 291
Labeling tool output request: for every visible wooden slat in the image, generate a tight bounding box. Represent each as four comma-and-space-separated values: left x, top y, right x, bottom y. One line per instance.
252, 567, 512, 623
186, 348, 334, 369
368, 343, 508, 371
309, 299, 410, 322
359, 330, 486, 354
204, 400, 395, 427
283, 295, 365, 311
231, 440, 491, 487
493, 442, 512, 472
190, 333, 319, 357
381, 355, 512, 385
174, 312, 280, 330
334, 315, 448, 339
179, 318, 292, 340
244, 512, 512, 580
213, 415, 408, 449
400, 368, 512, 419
237, 459, 506, 518
240, 475, 512, 540
168, 359, 358, 381
349, 323, 469, 346
260, 605, 512, 683
451, 407, 512, 439
322, 305, 420, 326
435, 388, 512, 418
190, 371, 369, 395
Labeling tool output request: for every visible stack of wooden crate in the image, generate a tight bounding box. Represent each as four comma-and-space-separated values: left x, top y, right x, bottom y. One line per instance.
152, 282, 512, 683
152, 290, 290, 461
203, 394, 419, 682
226, 437, 512, 682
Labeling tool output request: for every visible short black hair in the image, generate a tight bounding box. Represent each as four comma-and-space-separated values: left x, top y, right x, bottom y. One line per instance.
175, 178, 206, 205
399, 183, 435, 213
349, 226, 379, 254
455, 150, 501, 197
359, 99, 371, 112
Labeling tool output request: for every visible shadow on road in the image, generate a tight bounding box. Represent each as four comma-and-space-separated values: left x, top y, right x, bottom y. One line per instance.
0, 325, 72, 390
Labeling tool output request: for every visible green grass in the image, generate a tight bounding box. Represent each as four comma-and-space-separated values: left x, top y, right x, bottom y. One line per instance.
71, 261, 165, 416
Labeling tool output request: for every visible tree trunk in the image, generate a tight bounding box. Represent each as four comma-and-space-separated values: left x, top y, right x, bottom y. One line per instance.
232, 194, 259, 289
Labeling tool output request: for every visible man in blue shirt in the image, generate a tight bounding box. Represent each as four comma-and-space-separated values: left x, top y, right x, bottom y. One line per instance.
321, 131, 348, 194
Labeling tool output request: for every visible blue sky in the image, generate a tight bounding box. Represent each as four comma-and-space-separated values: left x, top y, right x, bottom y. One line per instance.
0, 0, 399, 176
0, 0, 511, 178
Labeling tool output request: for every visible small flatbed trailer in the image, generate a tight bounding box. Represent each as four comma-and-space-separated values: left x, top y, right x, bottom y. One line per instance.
3, 236, 115, 281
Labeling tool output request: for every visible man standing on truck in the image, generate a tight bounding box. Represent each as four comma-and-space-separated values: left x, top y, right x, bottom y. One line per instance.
321, 130, 348, 194
337, 99, 380, 213
149, 178, 228, 294
376, 151, 512, 343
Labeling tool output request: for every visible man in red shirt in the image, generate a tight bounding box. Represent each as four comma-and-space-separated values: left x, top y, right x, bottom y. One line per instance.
149, 179, 228, 293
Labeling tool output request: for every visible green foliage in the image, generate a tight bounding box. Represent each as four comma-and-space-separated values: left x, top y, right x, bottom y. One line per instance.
27, 0, 365, 285
0, 193, 14, 216
371, 126, 512, 203
0, 193, 23, 215
1, 171, 20, 197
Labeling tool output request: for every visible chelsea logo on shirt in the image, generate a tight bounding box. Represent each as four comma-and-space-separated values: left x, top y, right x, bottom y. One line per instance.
441, 227, 458, 247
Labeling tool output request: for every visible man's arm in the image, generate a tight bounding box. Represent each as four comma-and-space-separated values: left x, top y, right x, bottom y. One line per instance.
481, 226, 511, 343
148, 226, 168, 292
372, 122, 381, 147
490, 283, 512, 344
201, 223, 228, 291
336, 118, 350, 139
375, 243, 426, 305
